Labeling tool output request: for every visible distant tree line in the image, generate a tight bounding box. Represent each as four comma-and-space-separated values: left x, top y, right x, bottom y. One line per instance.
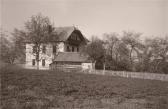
0, 13, 168, 73
83, 32, 168, 74
0, 29, 25, 64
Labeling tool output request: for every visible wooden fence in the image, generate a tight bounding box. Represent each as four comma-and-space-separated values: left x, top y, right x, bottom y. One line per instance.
82, 70, 168, 81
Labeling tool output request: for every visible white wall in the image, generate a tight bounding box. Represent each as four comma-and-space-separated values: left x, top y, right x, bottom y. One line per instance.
82, 63, 93, 70
25, 42, 65, 69
58, 42, 65, 52
25, 42, 90, 70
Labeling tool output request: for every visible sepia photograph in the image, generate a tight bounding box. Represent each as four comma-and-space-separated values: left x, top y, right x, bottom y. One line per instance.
0, 0, 168, 108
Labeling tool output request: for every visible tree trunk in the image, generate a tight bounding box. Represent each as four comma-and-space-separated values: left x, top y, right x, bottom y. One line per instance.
110, 48, 113, 60
129, 48, 133, 66
37, 60, 39, 70
36, 45, 40, 70
129, 48, 135, 71
93, 60, 96, 70
115, 53, 118, 64
103, 62, 106, 74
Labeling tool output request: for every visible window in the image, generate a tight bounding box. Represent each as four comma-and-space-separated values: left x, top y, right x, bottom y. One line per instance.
32, 59, 35, 66
33, 46, 36, 53
76, 36, 80, 41
72, 46, 74, 52
72, 35, 75, 40
67, 46, 70, 52
42, 59, 45, 66
53, 45, 56, 53
42, 45, 46, 54
77, 47, 79, 52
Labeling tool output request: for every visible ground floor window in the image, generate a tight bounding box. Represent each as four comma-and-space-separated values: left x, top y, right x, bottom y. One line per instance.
32, 59, 35, 66
67, 46, 70, 52
42, 59, 45, 66
77, 47, 79, 52
72, 46, 74, 52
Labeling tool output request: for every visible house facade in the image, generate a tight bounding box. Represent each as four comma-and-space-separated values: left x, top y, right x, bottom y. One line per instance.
25, 26, 93, 70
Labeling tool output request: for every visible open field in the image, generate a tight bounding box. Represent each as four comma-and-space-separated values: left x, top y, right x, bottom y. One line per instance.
1, 66, 168, 109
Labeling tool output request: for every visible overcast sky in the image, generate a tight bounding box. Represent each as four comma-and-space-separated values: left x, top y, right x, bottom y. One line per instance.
1, 0, 168, 39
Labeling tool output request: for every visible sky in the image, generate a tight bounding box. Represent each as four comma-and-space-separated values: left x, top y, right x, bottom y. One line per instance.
1, 0, 168, 39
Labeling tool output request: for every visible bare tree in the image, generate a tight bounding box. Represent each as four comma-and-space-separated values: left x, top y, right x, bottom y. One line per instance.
103, 33, 119, 61
146, 36, 168, 73
14, 13, 56, 69
0, 30, 18, 64
122, 31, 144, 71
103, 33, 130, 70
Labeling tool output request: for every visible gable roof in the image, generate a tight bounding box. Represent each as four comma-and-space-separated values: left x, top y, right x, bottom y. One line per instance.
55, 26, 75, 41
25, 26, 89, 43
53, 52, 91, 63
54, 26, 89, 42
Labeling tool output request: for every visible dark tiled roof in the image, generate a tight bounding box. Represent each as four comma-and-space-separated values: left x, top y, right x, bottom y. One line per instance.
54, 52, 91, 63
55, 26, 75, 41
54, 26, 89, 42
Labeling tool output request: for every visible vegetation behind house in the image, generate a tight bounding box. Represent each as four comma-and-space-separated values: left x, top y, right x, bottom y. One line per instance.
0, 13, 168, 74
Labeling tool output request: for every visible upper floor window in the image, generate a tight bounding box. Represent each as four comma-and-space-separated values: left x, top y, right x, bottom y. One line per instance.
53, 45, 56, 53
33, 46, 36, 53
70, 34, 79, 41
42, 45, 46, 54
76, 36, 80, 41
76, 36, 77, 40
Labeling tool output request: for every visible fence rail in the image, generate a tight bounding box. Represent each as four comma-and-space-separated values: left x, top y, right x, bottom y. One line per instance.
83, 70, 168, 81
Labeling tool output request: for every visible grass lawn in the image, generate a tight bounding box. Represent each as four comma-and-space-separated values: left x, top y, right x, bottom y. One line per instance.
1, 65, 168, 109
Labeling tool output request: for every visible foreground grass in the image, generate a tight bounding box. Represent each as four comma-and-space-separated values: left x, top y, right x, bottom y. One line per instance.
1, 66, 168, 109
